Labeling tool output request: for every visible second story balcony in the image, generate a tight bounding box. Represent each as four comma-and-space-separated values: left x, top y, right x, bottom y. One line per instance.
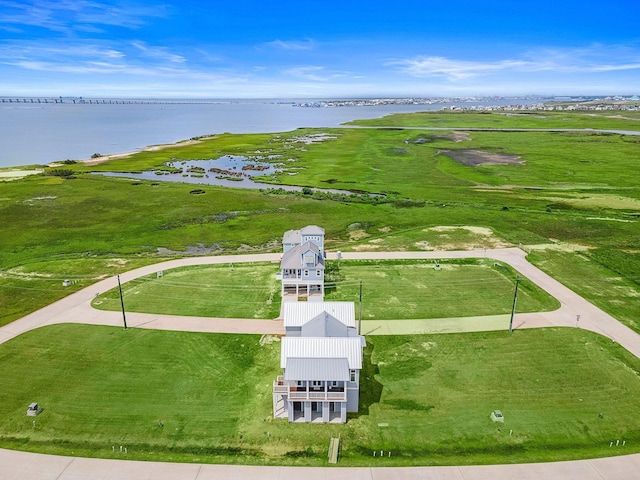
273, 376, 347, 402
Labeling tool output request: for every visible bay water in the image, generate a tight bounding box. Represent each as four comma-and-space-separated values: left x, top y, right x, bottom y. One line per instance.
0, 99, 531, 168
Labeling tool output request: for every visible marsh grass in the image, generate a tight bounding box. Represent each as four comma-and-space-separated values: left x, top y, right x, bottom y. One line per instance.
1, 113, 638, 329
347, 110, 640, 130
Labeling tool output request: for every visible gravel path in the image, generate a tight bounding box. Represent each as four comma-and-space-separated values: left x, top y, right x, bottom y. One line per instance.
2, 247, 640, 479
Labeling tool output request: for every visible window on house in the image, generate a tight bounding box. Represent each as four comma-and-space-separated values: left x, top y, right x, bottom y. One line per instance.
304, 270, 309, 277
312, 380, 323, 387
316, 270, 320, 277
350, 370, 356, 382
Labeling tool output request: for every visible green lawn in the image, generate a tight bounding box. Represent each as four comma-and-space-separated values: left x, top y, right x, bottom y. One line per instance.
1, 324, 640, 466
325, 259, 558, 318
93, 262, 282, 319
92, 259, 558, 319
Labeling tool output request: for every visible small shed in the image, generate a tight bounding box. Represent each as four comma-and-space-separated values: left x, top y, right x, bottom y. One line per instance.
27, 402, 41, 416
490, 410, 504, 423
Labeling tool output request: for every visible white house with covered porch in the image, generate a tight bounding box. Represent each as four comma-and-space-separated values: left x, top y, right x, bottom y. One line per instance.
273, 301, 365, 423
280, 225, 325, 301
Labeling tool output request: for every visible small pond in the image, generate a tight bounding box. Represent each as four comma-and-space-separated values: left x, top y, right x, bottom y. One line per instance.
94, 155, 357, 195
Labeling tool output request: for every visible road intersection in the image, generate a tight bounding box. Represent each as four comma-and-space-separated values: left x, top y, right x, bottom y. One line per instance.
2, 247, 639, 479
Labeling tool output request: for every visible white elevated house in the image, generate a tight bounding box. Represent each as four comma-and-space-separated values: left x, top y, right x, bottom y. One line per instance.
280, 225, 325, 301
273, 301, 365, 423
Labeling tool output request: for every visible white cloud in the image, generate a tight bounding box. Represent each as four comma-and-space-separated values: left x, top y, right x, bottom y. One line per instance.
391, 44, 640, 81
131, 41, 186, 64
0, 0, 170, 33
391, 56, 531, 80
284, 65, 353, 82
285, 66, 329, 81
263, 39, 315, 51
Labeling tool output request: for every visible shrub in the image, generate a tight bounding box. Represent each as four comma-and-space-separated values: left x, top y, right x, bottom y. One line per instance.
45, 168, 74, 177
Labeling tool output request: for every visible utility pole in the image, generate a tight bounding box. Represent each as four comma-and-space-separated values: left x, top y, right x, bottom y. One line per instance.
117, 274, 128, 329
358, 280, 363, 335
509, 275, 519, 334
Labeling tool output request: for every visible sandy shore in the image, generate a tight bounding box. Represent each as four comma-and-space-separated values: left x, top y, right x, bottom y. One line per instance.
0, 168, 44, 180
81, 136, 214, 166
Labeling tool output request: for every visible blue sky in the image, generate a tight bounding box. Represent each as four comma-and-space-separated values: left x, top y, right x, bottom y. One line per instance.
0, 0, 639, 98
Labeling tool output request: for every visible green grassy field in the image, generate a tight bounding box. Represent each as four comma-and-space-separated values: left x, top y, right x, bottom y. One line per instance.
0, 110, 638, 466
325, 259, 558, 318
346, 110, 640, 130
92, 259, 558, 319
1, 112, 638, 329
94, 262, 282, 319
1, 324, 639, 466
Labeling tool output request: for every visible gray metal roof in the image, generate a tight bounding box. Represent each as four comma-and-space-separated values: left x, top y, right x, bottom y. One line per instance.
283, 229, 301, 245
283, 226, 324, 247
284, 357, 350, 381
301, 225, 324, 236
280, 337, 364, 369
280, 242, 325, 270
283, 302, 356, 327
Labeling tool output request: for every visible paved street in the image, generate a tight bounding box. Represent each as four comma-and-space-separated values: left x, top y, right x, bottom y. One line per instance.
2, 248, 640, 479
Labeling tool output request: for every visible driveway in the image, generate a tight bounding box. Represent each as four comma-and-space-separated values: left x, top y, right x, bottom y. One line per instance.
2, 247, 640, 479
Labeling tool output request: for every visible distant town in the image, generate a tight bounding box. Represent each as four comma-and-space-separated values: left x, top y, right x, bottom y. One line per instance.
1, 95, 638, 111
294, 95, 640, 111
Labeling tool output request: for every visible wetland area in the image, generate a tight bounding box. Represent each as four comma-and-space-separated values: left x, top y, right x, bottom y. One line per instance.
0, 109, 639, 467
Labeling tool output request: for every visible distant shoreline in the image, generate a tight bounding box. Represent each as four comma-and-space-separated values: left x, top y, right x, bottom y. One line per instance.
2, 98, 634, 169
80, 136, 213, 166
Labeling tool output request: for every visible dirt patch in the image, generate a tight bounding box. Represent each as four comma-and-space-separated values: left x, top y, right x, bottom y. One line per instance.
352, 243, 383, 251
427, 226, 494, 236
105, 259, 129, 268
348, 229, 370, 241
414, 241, 434, 251
443, 132, 472, 142
440, 149, 522, 167
586, 113, 640, 122
259, 334, 281, 346
526, 243, 591, 253
157, 243, 223, 255
418, 226, 513, 250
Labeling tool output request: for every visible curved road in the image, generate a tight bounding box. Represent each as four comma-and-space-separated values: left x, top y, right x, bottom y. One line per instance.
2, 248, 640, 479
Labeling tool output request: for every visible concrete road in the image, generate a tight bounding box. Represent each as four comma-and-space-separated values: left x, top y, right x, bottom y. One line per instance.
2, 248, 640, 479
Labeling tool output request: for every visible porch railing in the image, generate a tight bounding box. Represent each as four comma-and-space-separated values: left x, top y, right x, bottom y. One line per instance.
273, 378, 347, 401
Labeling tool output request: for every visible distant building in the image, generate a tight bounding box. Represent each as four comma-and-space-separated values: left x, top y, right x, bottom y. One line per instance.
280, 225, 325, 301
